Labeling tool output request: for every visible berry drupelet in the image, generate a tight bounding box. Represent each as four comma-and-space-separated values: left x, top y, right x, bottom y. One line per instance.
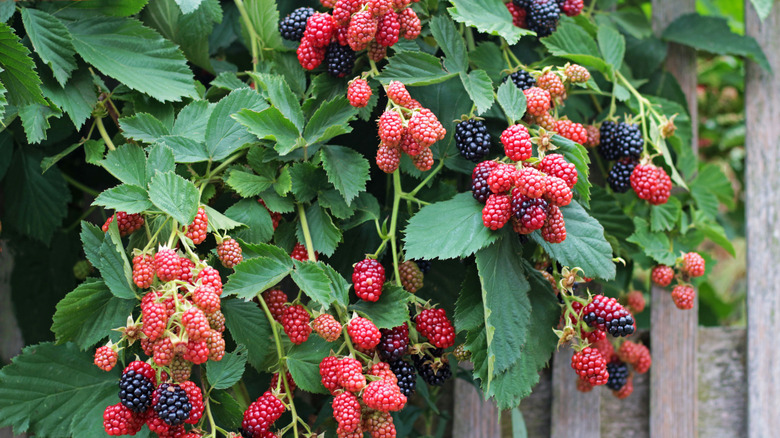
455, 118, 492, 162
607, 158, 637, 193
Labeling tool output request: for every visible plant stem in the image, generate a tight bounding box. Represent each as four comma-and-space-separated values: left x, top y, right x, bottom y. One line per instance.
234, 0, 260, 80
209, 150, 246, 177
297, 203, 317, 261
465, 27, 476, 52
62, 173, 101, 197
95, 117, 116, 151
389, 171, 402, 286
408, 159, 445, 197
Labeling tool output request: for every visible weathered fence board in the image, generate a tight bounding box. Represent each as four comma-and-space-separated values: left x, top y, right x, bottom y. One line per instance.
744, 1, 780, 436
550, 349, 599, 438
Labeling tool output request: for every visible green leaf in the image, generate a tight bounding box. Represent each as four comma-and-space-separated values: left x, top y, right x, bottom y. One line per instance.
210, 390, 243, 430
663, 14, 771, 72
102, 144, 148, 187
303, 97, 357, 145
626, 217, 676, 265
0, 22, 45, 107
224, 199, 274, 244
44, 0, 150, 17
0, 71, 7, 119
99, 221, 136, 299
146, 143, 176, 182
350, 284, 412, 329
93, 184, 152, 214
84, 139, 105, 165
18, 100, 62, 144
597, 25, 625, 69
289, 162, 328, 203
692, 163, 735, 208
206, 88, 268, 160
697, 218, 735, 257
51, 279, 135, 350
295, 202, 341, 257
454, 267, 484, 332
222, 299, 273, 370
120, 112, 170, 143
378, 51, 458, 86
223, 256, 293, 300
530, 201, 616, 280
540, 19, 611, 76
650, 197, 681, 232
40, 66, 95, 129
68, 17, 197, 101
225, 169, 273, 198
21, 9, 76, 86
80, 222, 105, 270
0, 342, 120, 437
211, 72, 248, 90
148, 171, 200, 224
175, 0, 206, 14
287, 336, 331, 394
239, 241, 289, 261
233, 106, 301, 155
320, 262, 350, 309
403, 192, 500, 260
3, 149, 69, 244
447, 0, 531, 45
496, 80, 526, 124
205, 345, 247, 390
588, 186, 633, 242
172, 99, 214, 142
750, 0, 773, 22
460, 70, 495, 115
430, 15, 468, 72
291, 260, 334, 310
551, 135, 591, 206
253, 73, 304, 131
245, 0, 283, 50
203, 205, 244, 232
0, 2, 14, 22
320, 145, 370, 205
157, 135, 210, 163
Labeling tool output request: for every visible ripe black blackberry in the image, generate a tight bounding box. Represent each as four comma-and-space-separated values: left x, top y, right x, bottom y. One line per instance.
606, 313, 635, 337
607, 158, 637, 193
598, 121, 644, 160
154, 383, 192, 426
390, 359, 417, 397
414, 260, 431, 274
506, 69, 536, 91
512, 0, 532, 9
378, 324, 410, 362
118, 369, 155, 413
606, 361, 629, 390
413, 348, 452, 386
471, 162, 497, 203
278, 7, 314, 42
526, 0, 561, 38
325, 42, 356, 78
455, 118, 492, 162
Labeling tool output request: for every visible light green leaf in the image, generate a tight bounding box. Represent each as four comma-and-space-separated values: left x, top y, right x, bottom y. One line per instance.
205, 345, 247, 390
430, 15, 468, 72
750, 0, 773, 22
540, 19, 611, 76
68, 17, 197, 101
320, 145, 370, 205
697, 218, 735, 257
233, 107, 301, 155
447, 0, 531, 45
303, 97, 357, 145
692, 163, 735, 208
650, 197, 681, 232
148, 171, 200, 224
21, 9, 77, 86
203, 205, 244, 232
93, 184, 152, 214
291, 260, 334, 310
225, 169, 273, 198
378, 51, 458, 86
223, 256, 293, 300
319, 262, 350, 309
245, 0, 283, 50
350, 284, 412, 329
252, 73, 304, 131
145, 143, 176, 183
626, 217, 676, 265
597, 25, 625, 69
496, 80, 526, 124
120, 112, 170, 143
403, 193, 500, 260
224, 199, 274, 244
172, 99, 214, 142
295, 202, 341, 257
157, 135, 210, 163
84, 139, 105, 165
0, 22, 45, 107
175, 0, 205, 14
460, 70, 495, 115
222, 299, 273, 370
206, 87, 268, 160
211, 72, 248, 90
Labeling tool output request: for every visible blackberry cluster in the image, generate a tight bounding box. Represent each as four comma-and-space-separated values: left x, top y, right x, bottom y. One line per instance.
471, 163, 495, 203
279, 7, 314, 41
607, 158, 637, 193
325, 43, 356, 78
455, 118, 492, 162
413, 349, 452, 386
598, 121, 644, 161
390, 359, 417, 397
526, 0, 561, 37
154, 383, 192, 426
606, 361, 629, 390
378, 324, 410, 362
606, 313, 635, 337
415, 260, 431, 274
506, 69, 536, 91
118, 370, 154, 413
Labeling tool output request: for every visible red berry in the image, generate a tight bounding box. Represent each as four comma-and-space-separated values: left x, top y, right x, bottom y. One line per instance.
262, 288, 288, 322
179, 257, 195, 284
192, 284, 220, 314
142, 298, 168, 341
539, 153, 578, 188
94, 345, 117, 371
515, 166, 547, 198
313, 313, 342, 342
347, 11, 378, 51
196, 265, 223, 295
303, 12, 334, 47
182, 307, 211, 342
367, 0, 393, 17
281, 304, 312, 345
682, 252, 705, 278
523, 87, 552, 116
649, 167, 672, 205
102, 211, 145, 236
561, 0, 585, 17
183, 339, 209, 364
631, 163, 671, 205
554, 119, 588, 145
207, 310, 225, 333
376, 144, 401, 173
375, 12, 400, 47
482, 194, 512, 230
408, 109, 444, 148
501, 124, 532, 161
297, 37, 326, 70
398, 260, 423, 293
332, 392, 362, 433
154, 247, 182, 282
541, 205, 566, 243
132, 254, 155, 289
397, 7, 420, 40
506, 2, 527, 28
591, 337, 615, 360
487, 163, 517, 194
386, 81, 412, 107
180, 381, 204, 425
337, 357, 366, 392
378, 110, 405, 147
207, 329, 226, 361
651, 265, 674, 287
333, 0, 360, 26
123, 360, 157, 383
103, 403, 143, 436
362, 379, 407, 412
368, 361, 398, 384
151, 337, 174, 366
565, 63, 590, 83
353, 258, 386, 302
217, 238, 243, 269
576, 378, 593, 393
364, 410, 397, 438
415, 308, 455, 349
412, 147, 434, 172
537, 72, 565, 98
400, 131, 423, 157
571, 347, 609, 386
347, 317, 381, 350
582, 294, 635, 337
544, 176, 572, 207
241, 392, 286, 436
633, 344, 652, 374
347, 78, 372, 108
171, 355, 191, 382
472, 160, 499, 203
367, 40, 387, 62
269, 371, 296, 394
671, 284, 695, 310
511, 189, 548, 232
584, 124, 600, 147
291, 242, 317, 261
320, 356, 342, 395
625, 290, 646, 314
184, 207, 208, 245
614, 375, 634, 399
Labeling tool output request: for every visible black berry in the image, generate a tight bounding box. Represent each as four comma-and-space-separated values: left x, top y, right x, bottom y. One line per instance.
598, 121, 644, 160
606, 313, 635, 337
455, 118, 492, 162
607, 158, 637, 193
325, 42, 356, 78
390, 359, 417, 397
606, 361, 629, 390
414, 260, 431, 274
413, 348, 452, 386
378, 324, 410, 362
279, 7, 314, 42
154, 383, 192, 426
526, 0, 561, 38
471, 162, 496, 203
506, 69, 536, 91
118, 370, 154, 413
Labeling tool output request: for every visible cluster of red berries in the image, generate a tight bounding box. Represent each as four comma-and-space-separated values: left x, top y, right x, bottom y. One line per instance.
240, 391, 287, 437
102, 211, 145, 236
103, 361, 204, 437
651, 252, 705, 310
291, 241, 319, 261
376, 81, 446, 173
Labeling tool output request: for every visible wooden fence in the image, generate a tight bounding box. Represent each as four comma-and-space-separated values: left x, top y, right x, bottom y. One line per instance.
453, 0, 780, 436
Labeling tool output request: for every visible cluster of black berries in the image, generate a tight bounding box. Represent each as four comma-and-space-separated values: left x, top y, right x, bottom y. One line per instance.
278, 7, 314, 41
119, 369, 155, 413
390, 359, 417, 397
606, 361, 629, 390
412, 348, 452, 386
324, 42, 356, 78
455, 118, 492, 162
506, 69, 537, 91
598, 121, 644, 193
513, 0, 561, 37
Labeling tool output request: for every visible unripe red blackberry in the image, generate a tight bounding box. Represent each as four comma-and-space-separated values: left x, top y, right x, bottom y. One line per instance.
376, 144, 401, 173
614, 374, 634, 399
564, 63, 590, 82
182, 307, 211, 342
269, 371, 296, 395
352, 258, 385, 302
408, 109, 444, 148
337, 357, 367, 392
217, 238, 243, 269
482, 194, 512, 230
297, 37, 326, 70
196, 265, 223, 295
585, 124, 600, 147
154, 247, 182, 282
386, 81, 412, 107
625, 290, 646, 314
506, 2, 527, 28
102, 211, 144, 236
320, 356, 341, 395
501, 124, 532, 161
94, 345, 117, 371
651, 265, 674, 287
192, 284, 220, 314
375, 11, 400, 47
363, 379, 407, 412
541, 205, 566, 243
378, 110, 405, 148
303, 12, 334, 47
412, 147, 434, 172
539, 153, 577, 188
671, 284, 695, 310
348, 316, 381, 350
378, 323, 410, 361
183, 339, 209, 364
312, 313, 342, 342
333, 392, 362, 433
347, 77, 372, 108
571, 347, 608, 386
291, 242, 317, 261
487, 163, 518, 194
554, 119, 588, 145
347, 11, 378, 51
415, 308, 455, 349
515, 166, 547, 198
207, 329, 226, 361
537, 71, 565, 97
132, 253, 155, 289
543, 176, 572, 207
103, 403, 143, 436
184, 207, 208, 244
281, 304, 312, 345
511, 189, 549, 232
398, 260, 424, 293
397, 8, 420, 39
682, 252, 705, 278
368, 40, 387, 62
180, 380, 204, 424
241, 392, 285, 436
170, 354, 191, 382
523, 87, 552, 116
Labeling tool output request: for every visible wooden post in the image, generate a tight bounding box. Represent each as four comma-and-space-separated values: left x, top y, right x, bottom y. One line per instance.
453, 363, 501, 438
649, 1, 699, 437
744, 2, 780, 437
550, 349, 599, 438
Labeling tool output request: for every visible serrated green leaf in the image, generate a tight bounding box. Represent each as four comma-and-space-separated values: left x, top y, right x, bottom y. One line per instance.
210, 71, 248, 90
175, 0, 205, 14
289, 161, 328, 203
0, 2, 14, 23
146, 143, 176, 183
496, 80, 526, 124
287, 336, 331, 394
172, 99, 214, 142
148, 171, 200, 225
225, 169, 273, 197
120, 112, 170, 143
460, 70, 494, 115
447, 0, 531, 45
206, 87, 268, 160
223, 256, 292, 300
51, 279, 136, 349
84, 139, 105, 165
0, 342, 120, 437
540, 19, 611, 76
39, 66, 95, 129
21, 9, 77, 86
93, 184, 152, 214
626, 217, 676, 265
205, 345, 247, 390
0, 73, 7, 119
43, 0, 150, 18
320, 262, 350, 309
156, 135, 210, 163
100, 220, 136, 299
650, 197, 681, 232
224, 199, 274, 243
588, 186, 633, 242
101, 144, 147, 187
18, 100, 62, 144
80, 222, 104, 270
238, 241, 289, 262
222, 299, 273, 370
692, 163, 735, 208
403, 192, 500, 260
530, 201, 616, 280
203, 205, 244, 232
210, 390, 243, 430
597, 25, 625, 69
303, 97, 357, 145
233, 106, 301, 155
378, 51, 458, 86
318, 189, 355, 219
245, 0, 283, 50
697, 218, 735, 256
68, 17, 196, 102
0, 22, 45, 107
258, 188, 295, 213
430, 15, 468, 72
455, 267, 485, 332
291, 259, 333, 309
252, 73, 304, 131
551, 135, 591, 205
750, 0, 773, 21
320, 145, 370, 205
274, 166, 292, 196
295, 202, 341, 257
350, 284, 412, 329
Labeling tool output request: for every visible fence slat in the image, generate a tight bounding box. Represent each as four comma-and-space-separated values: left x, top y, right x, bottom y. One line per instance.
550, 349, 600, 438
453, 363, 501, 438
744, 2, 780, 436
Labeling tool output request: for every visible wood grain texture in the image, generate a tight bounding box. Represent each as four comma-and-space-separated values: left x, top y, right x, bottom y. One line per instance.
600, 331, 651, 438
550, 349, 600, 438
698, 327, 747, 437
453, 363, 501, 438
519, 367, 552, 438
744, 2, 780, 436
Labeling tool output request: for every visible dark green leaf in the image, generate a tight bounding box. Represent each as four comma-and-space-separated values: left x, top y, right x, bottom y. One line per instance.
295, 202, 341, 257
206, 87, 269, 160
650, 197, 681, 232
18, 100, 62, 144
350, 284, 412, 329
40, 67, 95, 129
21, 9, 77, 86
454, 267, 484, 332
93, 184, 152, 214
84, 139, 105, 165
224, 199, 274, 244
692, 163, 735, 208
597, 25, 625, 69
289, 162, 328, 203
233, 106, 301, 155
287, 336, 331, 394
303, 97, 357, 145
205, 345, 247, 390
80, 222, 104, 270
447, 0, 531, 45
378, 51, 458, 86
319, 262, 350, 309
223, 257, 292, 300
120, 112, 170, 143
225, 169, 273, 197
156, 135, 210, 163
291, 260, 334, 310
101, 144, 147, 187
430, 15, 468, 72
496, 80, 526, 124
0, 22, 45, 107
540, 19, 611, 76
222, 298, 273, 370
43, 0, 150, 17
320, 145, 370, 205
626, 217, 676, 265
145, 143, 176, 182
460, 70, 494, 115
588, 186, 633, 242
253, 73, 304, 131
98, 221, 136, 299
210, 390, 243, 430
148, 171, 200, 224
